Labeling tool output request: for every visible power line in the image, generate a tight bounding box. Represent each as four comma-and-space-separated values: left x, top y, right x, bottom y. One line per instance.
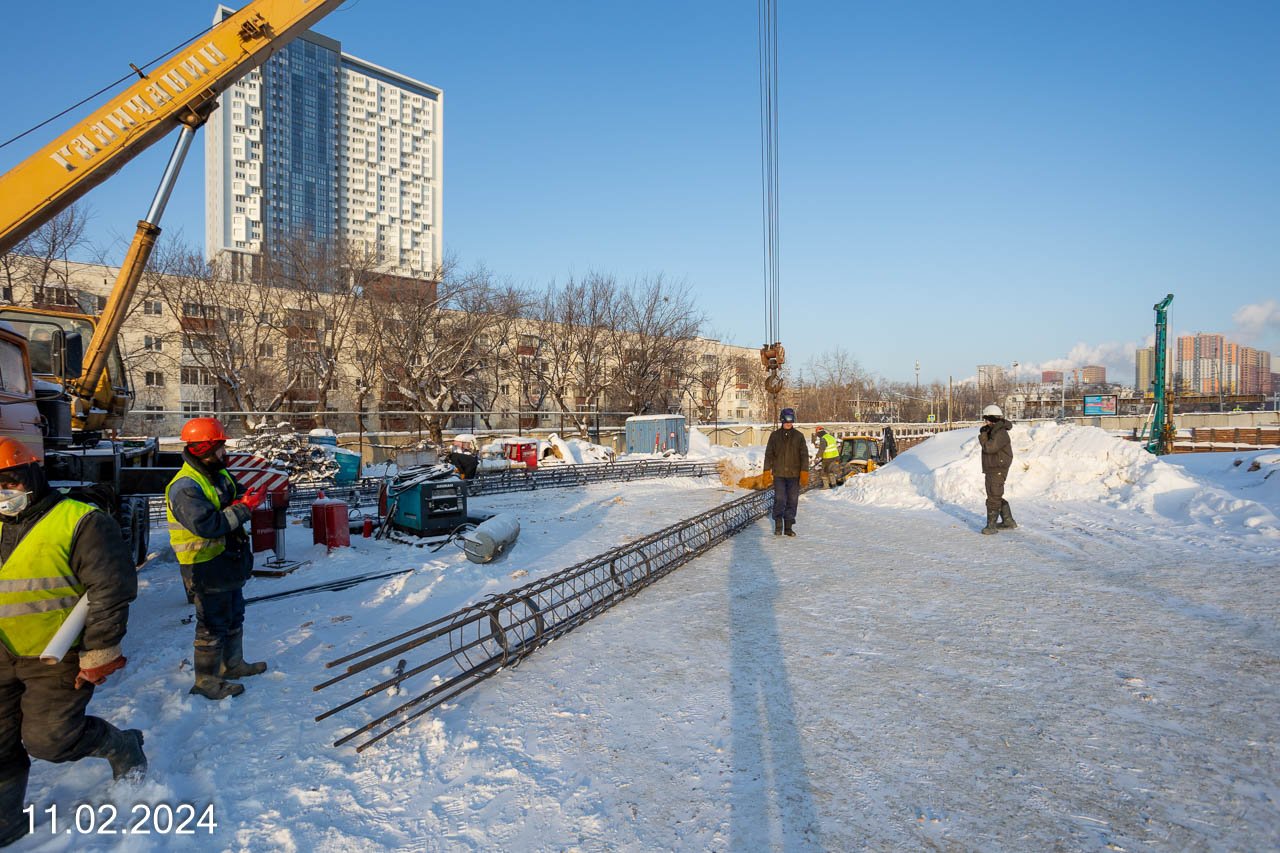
0, 25, 214, 152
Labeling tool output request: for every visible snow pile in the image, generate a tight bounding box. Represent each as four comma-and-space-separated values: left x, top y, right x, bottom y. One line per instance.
838, 422, 1280, 535
545, 433, 615, 464
686, 427, 741, 461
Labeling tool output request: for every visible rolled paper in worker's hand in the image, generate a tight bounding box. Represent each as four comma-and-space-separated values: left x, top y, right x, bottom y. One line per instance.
40, 595, 89, 664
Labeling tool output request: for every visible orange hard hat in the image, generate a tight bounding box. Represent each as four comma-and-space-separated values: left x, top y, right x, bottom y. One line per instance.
0, 437, 41, 471
181, 417, 229, 444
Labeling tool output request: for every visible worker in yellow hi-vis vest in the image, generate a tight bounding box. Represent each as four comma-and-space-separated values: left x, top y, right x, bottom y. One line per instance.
165, 418, 265, 701
813, 426, 840, 489
0, 438, 145, 847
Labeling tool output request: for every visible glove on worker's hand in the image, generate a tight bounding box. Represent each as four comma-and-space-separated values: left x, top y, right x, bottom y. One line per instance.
232, 485, 266, 512
75, 654, 127, 689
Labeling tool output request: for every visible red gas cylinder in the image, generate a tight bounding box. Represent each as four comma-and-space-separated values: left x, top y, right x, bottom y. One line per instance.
312, 497, 351, 549
250, 507, 276, 553
522, 445, 538, 470
362, 516, 374, 538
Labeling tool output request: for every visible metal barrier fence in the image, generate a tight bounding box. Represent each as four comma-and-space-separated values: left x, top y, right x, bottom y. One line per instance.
313, 485, 774, 751
148, 459, 723, 524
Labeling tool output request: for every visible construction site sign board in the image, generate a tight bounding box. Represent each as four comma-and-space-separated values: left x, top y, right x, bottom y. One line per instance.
1083, 394, 1118, 415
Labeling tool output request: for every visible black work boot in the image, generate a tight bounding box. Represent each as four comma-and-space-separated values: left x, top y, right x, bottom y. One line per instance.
221, 631, 268, 679
0, 760, 29, 847
90, 723, 147, 782
784, 521, 796, 537
190, 646, 245, 700
981, 510, 1000, 535
774, 518, 783, 536
998, 500, 1017, 530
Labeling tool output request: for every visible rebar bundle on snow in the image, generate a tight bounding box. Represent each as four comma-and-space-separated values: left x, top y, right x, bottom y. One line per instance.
314, 486, 775, 751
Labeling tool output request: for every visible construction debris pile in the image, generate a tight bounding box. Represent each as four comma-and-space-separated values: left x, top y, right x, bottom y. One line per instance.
235, 422, 340, 483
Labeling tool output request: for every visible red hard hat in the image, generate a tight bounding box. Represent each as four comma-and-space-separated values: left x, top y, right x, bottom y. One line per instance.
0, 437, 41, 471
181, 417, 229, 444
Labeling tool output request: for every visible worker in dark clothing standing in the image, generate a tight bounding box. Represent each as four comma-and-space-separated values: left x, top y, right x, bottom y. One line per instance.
763, 407, 809, 536
0, 438, 145, 848
165, 418, 266, 700
978, 404, 1016, 534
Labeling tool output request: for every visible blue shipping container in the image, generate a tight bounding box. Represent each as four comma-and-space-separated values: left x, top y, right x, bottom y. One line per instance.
625, 415, 688, 455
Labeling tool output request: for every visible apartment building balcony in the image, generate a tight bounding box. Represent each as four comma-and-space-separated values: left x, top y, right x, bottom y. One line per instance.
179, 316, 215, 333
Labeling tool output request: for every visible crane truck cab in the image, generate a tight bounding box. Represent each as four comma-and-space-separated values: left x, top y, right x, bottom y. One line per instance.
0, 316, 155, 567
0, 307, 130, 437
0, 322, 44, 458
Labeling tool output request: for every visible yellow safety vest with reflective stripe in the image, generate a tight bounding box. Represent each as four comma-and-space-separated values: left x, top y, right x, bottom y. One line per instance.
0, 498, 96, 657
819, 433, 839, 459
165, 463, 237, 566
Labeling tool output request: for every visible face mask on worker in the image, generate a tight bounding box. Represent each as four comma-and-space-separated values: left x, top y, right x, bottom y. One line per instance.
0, 486, 29, 517
191, 441, 228, 470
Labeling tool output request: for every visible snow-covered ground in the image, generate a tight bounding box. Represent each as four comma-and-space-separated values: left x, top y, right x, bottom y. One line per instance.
17, 425, 1280, 851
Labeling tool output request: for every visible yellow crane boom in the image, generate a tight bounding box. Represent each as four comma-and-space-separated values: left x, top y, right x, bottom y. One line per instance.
0, 0, 349, 431
0, 0, 348, 256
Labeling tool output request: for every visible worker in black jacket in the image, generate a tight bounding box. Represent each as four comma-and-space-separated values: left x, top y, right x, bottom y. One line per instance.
978, 404, 1016, 534
762, 407, 810, 536
0, 438, 145, 848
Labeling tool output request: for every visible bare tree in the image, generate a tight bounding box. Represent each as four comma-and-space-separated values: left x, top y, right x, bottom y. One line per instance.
149, 244, 302, 424
258, 238, 376, 424
460, 285, 528, 428
690, 348, 750, 424
525, 272, 620, 435
0, 204, 95, 303
374, 262, 519, 444
607, 276, 705, 415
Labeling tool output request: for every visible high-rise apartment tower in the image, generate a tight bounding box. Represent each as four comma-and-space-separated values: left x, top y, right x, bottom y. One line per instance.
205, 6, 442, 280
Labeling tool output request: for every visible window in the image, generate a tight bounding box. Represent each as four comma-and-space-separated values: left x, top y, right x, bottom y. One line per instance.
34, 286, 77, 307
183, 303, 216, 320
180, 367, 214, 386
143, 301, 163, 316
181, 403, 209, 415
183, 334, 212, 353
142, 406, 163, 422
144, 371, 165, 387
257, 342, 275, 358
0, 339, 31, 395
143, 335, 162, 352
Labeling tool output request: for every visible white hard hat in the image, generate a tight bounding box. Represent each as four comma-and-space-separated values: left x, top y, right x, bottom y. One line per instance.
982, 404, 1004, 418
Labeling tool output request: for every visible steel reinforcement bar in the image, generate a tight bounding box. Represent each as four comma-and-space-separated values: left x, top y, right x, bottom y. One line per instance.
313, 485, 775, 751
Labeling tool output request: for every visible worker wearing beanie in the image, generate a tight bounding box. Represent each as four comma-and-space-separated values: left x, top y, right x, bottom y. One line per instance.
0, 438, 144, 847
762, 408, 809, 536
978, 404, 1016, 535
165, 418, 266, 700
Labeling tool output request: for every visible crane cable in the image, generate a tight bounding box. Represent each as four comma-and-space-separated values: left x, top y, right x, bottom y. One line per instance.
757, 0, 784, 396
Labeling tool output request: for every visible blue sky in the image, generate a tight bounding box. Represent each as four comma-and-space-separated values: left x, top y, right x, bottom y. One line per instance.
2, 1, 1277, 385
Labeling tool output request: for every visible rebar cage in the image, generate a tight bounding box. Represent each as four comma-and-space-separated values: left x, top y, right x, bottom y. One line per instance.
314, 486, 775, 751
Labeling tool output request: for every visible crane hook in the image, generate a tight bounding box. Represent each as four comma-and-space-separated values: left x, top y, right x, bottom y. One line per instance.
760, 342, 785, 395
